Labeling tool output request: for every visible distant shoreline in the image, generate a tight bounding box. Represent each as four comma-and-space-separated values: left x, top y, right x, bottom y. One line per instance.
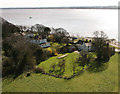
0, 6, 119, 10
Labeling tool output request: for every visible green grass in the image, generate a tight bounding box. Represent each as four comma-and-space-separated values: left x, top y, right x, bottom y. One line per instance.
63, 52, 79, 77
109, 45, 120, 49
2, 53, 118, 92
38, 52, 79, 77
46, 42, 66, 50
115, 46, 120, 49
38, 54, 64, 73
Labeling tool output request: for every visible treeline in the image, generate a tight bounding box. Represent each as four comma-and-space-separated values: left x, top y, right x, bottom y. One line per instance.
17, 24, 70, 44
2, 17, 115, 78
2, 18, 70, 78
2, 35, 52, 78
2, 18, 21, 38
48, 28, 70, 44
92, 31, 115, 63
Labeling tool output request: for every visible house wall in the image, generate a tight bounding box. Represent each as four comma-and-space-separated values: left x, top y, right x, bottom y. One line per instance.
41, 43, 50, 48
30, 39, 47, 44
30, 39, 50, 48
76, 43, 92, 51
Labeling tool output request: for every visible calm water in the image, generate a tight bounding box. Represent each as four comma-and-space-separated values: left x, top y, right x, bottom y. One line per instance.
1, 9, 118, 40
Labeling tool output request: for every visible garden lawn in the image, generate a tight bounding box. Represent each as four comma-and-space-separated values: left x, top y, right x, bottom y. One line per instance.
2, 53, 118, 92
46, 42, 66, 50
38, 52, 79, 77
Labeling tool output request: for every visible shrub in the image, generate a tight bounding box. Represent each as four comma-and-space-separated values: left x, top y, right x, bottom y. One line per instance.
47, 48, 52, 54
60, 46, 69, 53
49, 60, 65, 75
42, 49, 51, 58
54, 52, 58, 56
52, 49, 58, 56
34, 66, 44, 73
33, 46, 44, 64
2, 35, 36, 78
74, 66, 83, 74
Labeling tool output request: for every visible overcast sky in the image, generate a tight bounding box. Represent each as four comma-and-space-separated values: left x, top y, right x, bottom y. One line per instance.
0, 0, 119, 8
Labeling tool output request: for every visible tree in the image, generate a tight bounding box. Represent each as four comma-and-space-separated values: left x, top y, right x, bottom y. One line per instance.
77, 51, 88, 66
71, 34, 76, 43
62, 37, 70, 45
42, 27, 51, 38
92, 31, 110, 62
53, 28, 70, 43
33, 46, 44, 64
2, 35, 36, 77
31, 24, 46, 32
2, 20, 21, 38
48, 34, 54, 42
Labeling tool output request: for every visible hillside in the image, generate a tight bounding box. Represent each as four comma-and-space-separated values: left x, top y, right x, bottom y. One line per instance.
1, 17, 21, 38
2, 53, 118, 92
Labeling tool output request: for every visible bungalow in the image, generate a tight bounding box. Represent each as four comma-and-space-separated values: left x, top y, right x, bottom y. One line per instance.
20, 32, 34, 39
69, 45, 76, 52
30, 39, 50, 48
30, 39, 47, 44
76, 39, 84, 44
76, 42, 92, 51
41, 42, 51, 48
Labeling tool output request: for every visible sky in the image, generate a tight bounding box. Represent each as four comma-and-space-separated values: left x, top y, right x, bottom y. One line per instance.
0, 0, 119, 8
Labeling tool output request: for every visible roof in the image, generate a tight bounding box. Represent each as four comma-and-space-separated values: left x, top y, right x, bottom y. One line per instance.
76, 40, 84, 44
85, 43, 92, 46
70, 45, 75, 47
20, 32, 26, 36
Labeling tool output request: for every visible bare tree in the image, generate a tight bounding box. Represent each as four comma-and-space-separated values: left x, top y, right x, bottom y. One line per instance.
93, 31, 110, 62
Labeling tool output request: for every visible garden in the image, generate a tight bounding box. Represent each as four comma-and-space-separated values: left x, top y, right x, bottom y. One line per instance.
36, 51, 97, 79
2, 53, 118, 92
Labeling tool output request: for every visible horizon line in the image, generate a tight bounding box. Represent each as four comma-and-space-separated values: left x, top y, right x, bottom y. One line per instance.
0, 6, 119, 9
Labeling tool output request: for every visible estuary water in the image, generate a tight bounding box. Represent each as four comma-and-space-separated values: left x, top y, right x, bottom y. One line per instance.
1, 9, 118, 40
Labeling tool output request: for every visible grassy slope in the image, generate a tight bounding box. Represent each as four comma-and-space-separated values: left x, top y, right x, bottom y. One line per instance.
39, 52, 79, 77
64, 52, 79, 77
45, 42, 66, 51
2, 53, 118, 92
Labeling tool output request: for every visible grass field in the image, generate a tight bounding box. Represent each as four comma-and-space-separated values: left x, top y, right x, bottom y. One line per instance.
38, 52, 96, 77
38, 52, 80, 77
45, 42, 66, 50
2, 53, 118, 92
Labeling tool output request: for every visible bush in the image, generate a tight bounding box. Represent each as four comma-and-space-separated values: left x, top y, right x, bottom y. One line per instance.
42, 49, 51, 58
47, 48, 52, 54
2, 57, 15, 76
74, 66, 83, 74
2, 35, 36, 78
34, 66, 45, 73
49, 60, 65, 75
33, 46, 44, 64
60, 46, 69, 53
51, 49, 58, 56
76, 51, 93, 67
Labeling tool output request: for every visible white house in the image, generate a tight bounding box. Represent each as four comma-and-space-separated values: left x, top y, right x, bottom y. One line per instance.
76, 42, 92, 51
69, 45, 76, 52
30, 39, 47, 44
30, 39, 50, 48
41, 43, 51, 48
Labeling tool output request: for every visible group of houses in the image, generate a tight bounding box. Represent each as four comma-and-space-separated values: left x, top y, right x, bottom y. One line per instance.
69, 39, 92, 52
30, 39, 50, 48
20, 32, 51, 48
19, 31, 93, 52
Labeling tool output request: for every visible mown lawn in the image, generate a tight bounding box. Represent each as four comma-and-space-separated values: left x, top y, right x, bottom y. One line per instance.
45, 42, 66, 50
39, 52, 97, 77
38, 52, 79, 77
2, 53, 118, 92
